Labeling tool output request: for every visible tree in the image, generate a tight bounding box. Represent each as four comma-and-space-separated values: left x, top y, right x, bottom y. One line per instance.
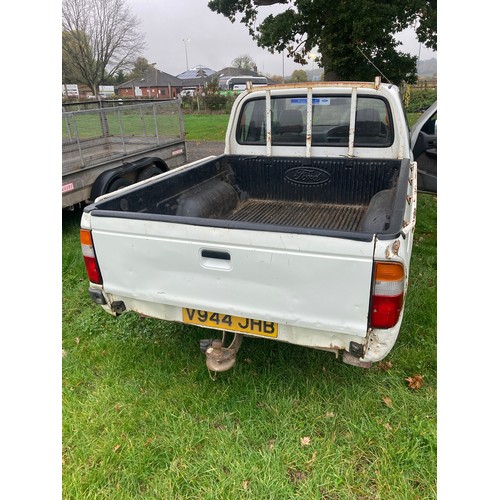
289, 70, 307, 83
62, 0, 146, 96
231, 54, 258, 72
128, 57, 154, 80
208, 0, 437, 85
268, 74, 284, 84
62, 30, 85, 84
110, 69, 127, 86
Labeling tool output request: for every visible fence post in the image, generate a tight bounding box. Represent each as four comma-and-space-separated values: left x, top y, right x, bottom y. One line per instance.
98, 98, 110, 137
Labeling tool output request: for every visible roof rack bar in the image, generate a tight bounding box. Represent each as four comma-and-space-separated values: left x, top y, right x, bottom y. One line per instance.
305, 87, 313, 157
265, 90, 272, 157
348, 87, 358, 157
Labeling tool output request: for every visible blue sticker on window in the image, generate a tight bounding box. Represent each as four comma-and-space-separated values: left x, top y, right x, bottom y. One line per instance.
290, 98, 330, 105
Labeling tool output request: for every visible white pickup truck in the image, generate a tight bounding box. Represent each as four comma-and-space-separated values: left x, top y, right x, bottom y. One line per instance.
80, 79, 434, 372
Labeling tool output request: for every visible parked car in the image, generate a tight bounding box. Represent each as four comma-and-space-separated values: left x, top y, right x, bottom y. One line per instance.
180, 89, 195, 98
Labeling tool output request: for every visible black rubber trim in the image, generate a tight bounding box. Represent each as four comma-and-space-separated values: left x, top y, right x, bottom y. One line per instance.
87, 209, 377, 242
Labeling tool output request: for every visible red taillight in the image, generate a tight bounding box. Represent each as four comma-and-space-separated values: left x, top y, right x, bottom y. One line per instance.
370, 262, 405, 329
80, 229, 102, 284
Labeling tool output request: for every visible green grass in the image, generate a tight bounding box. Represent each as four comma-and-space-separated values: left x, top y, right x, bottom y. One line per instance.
62, 189, 436, 499
63, 109, 183, 140
184, 114, 230, 142
407, 113, 421, 127
62, 112, 230, 142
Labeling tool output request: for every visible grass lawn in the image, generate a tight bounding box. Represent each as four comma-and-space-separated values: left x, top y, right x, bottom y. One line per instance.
62, 175, 437, 499
184, 114, 230, 142
63, 106, 184, 140
62, 112, 230, 142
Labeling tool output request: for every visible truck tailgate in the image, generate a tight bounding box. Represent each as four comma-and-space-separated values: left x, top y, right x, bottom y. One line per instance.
90, 216, 376, 338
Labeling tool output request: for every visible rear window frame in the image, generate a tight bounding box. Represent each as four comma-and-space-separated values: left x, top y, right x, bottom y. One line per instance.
235, 93, 395, 148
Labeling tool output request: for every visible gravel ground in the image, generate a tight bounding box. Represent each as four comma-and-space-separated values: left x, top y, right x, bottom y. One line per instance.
185, 141, 225, 163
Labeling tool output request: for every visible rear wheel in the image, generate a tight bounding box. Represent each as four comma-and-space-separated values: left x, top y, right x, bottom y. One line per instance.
107, 177, 132, 193
137, 165, 164, 182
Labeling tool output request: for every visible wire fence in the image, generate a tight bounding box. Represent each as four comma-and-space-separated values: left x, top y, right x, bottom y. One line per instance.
62, 100, 184, 174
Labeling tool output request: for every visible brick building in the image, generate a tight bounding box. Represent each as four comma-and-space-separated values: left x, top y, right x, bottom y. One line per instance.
116, 68, 183, 99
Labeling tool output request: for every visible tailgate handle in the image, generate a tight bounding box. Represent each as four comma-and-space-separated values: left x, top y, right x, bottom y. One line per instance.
201, 249, 231, 261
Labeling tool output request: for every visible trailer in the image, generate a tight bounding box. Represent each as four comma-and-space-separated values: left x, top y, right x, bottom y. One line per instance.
62, 100, 187, 209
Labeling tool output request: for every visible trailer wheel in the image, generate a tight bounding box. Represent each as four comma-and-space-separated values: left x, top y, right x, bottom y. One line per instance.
137, 165, 164, 182
107, 177, 132, 193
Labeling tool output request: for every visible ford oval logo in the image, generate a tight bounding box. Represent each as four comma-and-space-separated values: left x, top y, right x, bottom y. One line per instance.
284, 167, 331, 186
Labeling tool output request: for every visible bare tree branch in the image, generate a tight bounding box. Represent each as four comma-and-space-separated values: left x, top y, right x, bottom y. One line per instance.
62, 0, 146, 95
254, 0, 288, 5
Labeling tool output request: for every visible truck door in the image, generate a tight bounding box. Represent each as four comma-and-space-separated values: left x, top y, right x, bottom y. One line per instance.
410, 101, 437, 193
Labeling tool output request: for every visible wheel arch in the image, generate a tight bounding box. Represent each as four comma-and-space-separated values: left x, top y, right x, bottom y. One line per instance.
89, 157, 169, 201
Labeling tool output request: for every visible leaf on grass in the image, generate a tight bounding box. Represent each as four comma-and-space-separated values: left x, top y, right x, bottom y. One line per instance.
242, 480, 249, 490
307, 451, 317, 465
378, 361, 393, 371
382, 396, 393, 408
75, 337, 80, 346
268, 439, 275, 450
405, 374, 424, 390
325, 412, 335, 418
300, 436, 311, 447
384, 422, 393, 431
113, 444, 121, 453
62, 349, 67, 358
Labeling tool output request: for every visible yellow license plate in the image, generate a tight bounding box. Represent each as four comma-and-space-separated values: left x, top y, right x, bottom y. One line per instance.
182, 308, 278, 338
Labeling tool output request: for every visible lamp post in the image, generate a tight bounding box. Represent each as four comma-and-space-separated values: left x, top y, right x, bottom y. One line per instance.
182, 38, 190, 71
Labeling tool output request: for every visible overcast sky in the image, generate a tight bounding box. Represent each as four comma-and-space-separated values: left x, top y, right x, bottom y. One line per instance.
128, 0, 437, 78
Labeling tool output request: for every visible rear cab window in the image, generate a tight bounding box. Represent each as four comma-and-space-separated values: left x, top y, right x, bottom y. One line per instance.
236, 95, 394, 147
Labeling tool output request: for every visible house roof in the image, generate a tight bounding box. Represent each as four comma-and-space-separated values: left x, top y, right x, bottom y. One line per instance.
213, 67, 262, 79
176, 65, 216, 80
117, 68, 183, 89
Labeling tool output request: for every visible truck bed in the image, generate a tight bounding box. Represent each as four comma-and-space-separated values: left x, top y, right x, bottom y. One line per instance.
88, 155, 410, 240
228, 199, 366, 232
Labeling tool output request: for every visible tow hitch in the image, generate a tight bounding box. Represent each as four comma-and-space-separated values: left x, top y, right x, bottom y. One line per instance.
202, 332, 244, 379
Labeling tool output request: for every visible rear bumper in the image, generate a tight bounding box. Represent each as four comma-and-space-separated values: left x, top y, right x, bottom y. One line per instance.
88, 286, 402, 364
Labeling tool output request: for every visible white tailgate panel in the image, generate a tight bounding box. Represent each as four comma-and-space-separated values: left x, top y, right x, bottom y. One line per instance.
91, 217, 375, 337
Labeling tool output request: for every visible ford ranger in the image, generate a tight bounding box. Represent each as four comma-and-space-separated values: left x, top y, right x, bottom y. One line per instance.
80, 79, 432, 373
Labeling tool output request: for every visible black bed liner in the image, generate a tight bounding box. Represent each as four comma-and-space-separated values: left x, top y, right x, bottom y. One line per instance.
228, 199, 367, 232
87, 155, 409, 240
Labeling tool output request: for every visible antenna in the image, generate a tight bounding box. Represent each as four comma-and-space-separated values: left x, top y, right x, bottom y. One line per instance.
356, 45, 392, 84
